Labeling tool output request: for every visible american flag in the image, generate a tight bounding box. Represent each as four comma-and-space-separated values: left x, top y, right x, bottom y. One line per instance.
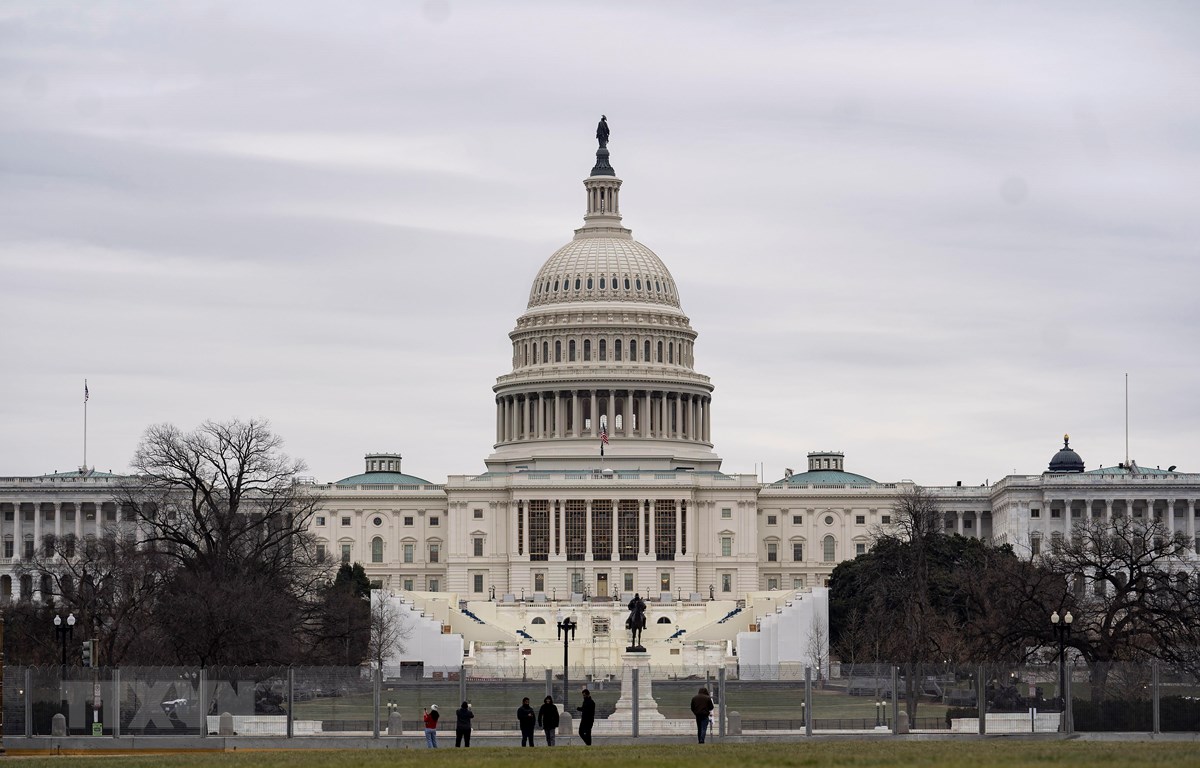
600, 424, 608, 444
84, 380, 89, 403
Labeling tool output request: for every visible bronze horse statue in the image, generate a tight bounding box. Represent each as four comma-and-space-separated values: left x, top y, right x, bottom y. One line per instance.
626, 593, 647, 649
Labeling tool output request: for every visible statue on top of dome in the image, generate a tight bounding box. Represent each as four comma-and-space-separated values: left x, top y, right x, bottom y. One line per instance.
596, 115, 610, 149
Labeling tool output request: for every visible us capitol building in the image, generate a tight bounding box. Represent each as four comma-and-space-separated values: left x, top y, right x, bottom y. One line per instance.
2, 125, 1198, 672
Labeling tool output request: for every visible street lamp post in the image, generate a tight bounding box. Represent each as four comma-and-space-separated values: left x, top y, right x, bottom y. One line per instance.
1050, 610, 1073, 712
557, 613, 577, 713
875, 698, 883, 727
53, 613, 76, 727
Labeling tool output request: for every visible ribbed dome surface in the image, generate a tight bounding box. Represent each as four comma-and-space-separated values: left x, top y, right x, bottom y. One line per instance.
527, 236, 681, 309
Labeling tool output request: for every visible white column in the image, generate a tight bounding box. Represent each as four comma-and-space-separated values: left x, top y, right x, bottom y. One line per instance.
673, 395, 681, 439
622, 392, 631, 437
590, 390, 599, 437
13, 503, 22, 561
75, 503, 83, 541
572, 391, 581, 437
585, 500, 593, 559
606, 391, 614, 437
33, 503, 42, 557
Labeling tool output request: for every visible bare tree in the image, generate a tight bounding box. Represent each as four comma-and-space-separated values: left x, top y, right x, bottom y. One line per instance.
367, 592, 412, 671
113, 419, 325, 665
806, 615, 829, 685
1044, 514, 1197, 698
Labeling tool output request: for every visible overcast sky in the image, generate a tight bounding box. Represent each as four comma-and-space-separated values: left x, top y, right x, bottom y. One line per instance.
2, 1, 1198, 486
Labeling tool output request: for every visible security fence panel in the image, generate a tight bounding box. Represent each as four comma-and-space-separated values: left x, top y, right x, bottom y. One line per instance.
117, 667, 204, 736
1157, 665, 1200, 732
379, 669, 460, 736
203, 666, 289, 736
289, 667, 374, 735
721, 665, 806, 732
1072, 661, 1155, 732
464, 667, 572, 736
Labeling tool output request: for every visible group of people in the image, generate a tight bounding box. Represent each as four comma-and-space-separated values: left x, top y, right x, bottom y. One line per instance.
419, 685, 713, 747
516, 687, 596, 747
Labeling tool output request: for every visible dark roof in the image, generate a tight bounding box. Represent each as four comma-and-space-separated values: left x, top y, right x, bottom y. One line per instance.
335, 471, 431, 486
1048, 435, 1085, 473
773, 469, 877, 486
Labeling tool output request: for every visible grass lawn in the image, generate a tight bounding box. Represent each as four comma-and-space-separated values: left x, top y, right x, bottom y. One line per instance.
8, 741, 1199, 767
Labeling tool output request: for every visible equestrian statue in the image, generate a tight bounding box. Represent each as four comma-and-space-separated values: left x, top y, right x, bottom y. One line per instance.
626, 593, 647, 651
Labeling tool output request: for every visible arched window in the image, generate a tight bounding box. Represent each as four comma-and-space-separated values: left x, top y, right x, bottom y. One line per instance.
668, 343, 674, 364
555, 341, 562, 362
625, 278, 631, 290
583, 340, 591, 361
532, 345, 538, 364
542, 341, 548, 363
599, 339, 607, 361
657, 616, 672, 624
574, 278, 581, 290
587, 277, 593, 289
371, 537, 384, 563
630, 340, 637, 361
569, 340, 576, 362
614, 339, 622, 361
523, 344, 528, 366
657, 341, 663, 362
636, 278, 642, 290
600, 277, 606, 289
531, 617, 547, 625
554, 279, 559, 291
823, 535, 836, 562
644, 340, 651, 361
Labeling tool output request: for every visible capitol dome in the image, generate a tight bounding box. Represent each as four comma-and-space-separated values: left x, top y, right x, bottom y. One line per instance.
486, 122, 718, 473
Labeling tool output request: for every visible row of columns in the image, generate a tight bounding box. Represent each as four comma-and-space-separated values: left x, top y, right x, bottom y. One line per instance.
496, 389, 711, 444
2, 501, 116, 560
515, 337, 694, 369
1037, 498, 1200, 545
514, 499, 687, 561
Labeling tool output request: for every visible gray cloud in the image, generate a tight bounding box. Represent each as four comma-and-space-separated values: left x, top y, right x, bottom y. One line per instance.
1, 0, 1197, 486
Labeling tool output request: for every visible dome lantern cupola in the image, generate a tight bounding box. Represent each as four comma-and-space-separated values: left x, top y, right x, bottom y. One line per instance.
1048, 434, 1085, 473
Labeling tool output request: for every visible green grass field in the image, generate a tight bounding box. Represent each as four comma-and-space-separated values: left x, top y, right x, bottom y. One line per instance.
7, 741, 1199, 767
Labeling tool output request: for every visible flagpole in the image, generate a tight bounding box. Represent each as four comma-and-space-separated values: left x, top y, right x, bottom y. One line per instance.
83, 379, 88, 472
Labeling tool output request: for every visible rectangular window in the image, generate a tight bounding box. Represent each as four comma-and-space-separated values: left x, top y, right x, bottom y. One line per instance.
766, 542, 778, 562
341, 516, 351, 526
403, 543, 414, 563
341, 543, 351, 564
618, 500, 638, 561
1051, 508, 1061, 518
623, 572, 634, 592
404, 516, 414, 526
881, 515, 891, 525
370, 579, 383, 590
1031, 508, 1041, 518
767, 515, 777, 525
474, 509, 484, 519
591, 500, 613, 560
517, 504, 524, 556
793, 542, 804, 561
963, 519, 973, 529
429, 544, 440, 563
721, 536, 732, 557
3, 509, 11, 521
792, 515, 802, 525
721, 573, 732, 592
473, 537, 484, 557
655, 499, 676, 561
429, 517, 439, 527
5, 540, 14, 558
767, 577, 778, 590
529, 500, 549, 561
316, 544, 327, 562
1030, 537, 1041, 556
660, 571, 671, 592
428, 578, 439, 592
565, 500, 586, 561
721, 507, 732, 519
793, 576, 805, 589
403, 578, 415, 591
856, 543, 866, 556
473, 574, 484, 593
316, 515, 326, 526
855, 515, 865, 525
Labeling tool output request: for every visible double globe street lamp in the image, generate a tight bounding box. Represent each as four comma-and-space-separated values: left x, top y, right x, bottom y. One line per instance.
1050, 610, 1073, 712
557, 613, 578, 713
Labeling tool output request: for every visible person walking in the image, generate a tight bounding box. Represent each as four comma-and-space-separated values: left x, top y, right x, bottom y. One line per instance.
538, 695, 560, 746
576, 688, 595, 746
422, 704, 440, 748
454, 701, 474, 747
690, 687, 715, 743
517, 696, 537, 747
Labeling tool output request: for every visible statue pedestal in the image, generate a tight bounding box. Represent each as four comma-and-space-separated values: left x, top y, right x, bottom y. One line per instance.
594, 651, 693, 734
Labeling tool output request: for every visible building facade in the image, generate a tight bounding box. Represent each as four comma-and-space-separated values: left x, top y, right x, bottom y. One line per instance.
3, 136, 1199, 610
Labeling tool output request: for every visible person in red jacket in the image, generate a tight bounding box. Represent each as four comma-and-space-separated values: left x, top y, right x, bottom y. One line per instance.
423, 704, 440, 748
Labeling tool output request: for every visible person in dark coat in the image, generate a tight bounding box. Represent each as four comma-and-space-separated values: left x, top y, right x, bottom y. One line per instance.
576, 688, 595, 746
690, 687, 715, 743
517, 697, 537, 747
454, 701, 474, 748
538, 695, 560, 746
